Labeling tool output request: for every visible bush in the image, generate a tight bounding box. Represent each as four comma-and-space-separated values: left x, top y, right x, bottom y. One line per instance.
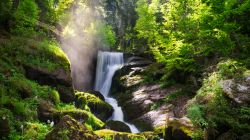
217, 60, 246, 79
12, 0, 39, 35
187, 104, 207, 128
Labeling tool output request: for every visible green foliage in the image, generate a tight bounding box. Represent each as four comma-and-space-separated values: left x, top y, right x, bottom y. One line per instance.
187, 61, 250, 138
12, 0, 39, 35
85, 22, 116, 48
134, 0, 250, 81
0, 0, 12, 25
187, 104, 208, 128
217, 60, 246, 79
22, 122, 51, 140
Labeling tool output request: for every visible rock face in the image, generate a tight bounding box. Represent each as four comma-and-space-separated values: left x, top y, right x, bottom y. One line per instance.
110, 56, 194, 138
24, 65, 75, 103
105, 120, 131, 133
45, 115, 99, 140
222, 75, 250, 104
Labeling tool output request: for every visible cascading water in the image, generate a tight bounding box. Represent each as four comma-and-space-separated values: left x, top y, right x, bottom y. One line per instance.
94, 51, 140, 133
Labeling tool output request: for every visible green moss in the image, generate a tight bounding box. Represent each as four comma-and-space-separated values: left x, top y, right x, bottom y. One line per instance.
95, 129, 146, 140
22, 122, 51, 140
187, 59, 250, 139
0, 37, 70, 73
55, 102, 105, 130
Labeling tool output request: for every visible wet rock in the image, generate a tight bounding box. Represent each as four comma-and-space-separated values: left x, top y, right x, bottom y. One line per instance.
86, 90, 105, 101
45, 115, 99, 140
24, 66, 75, 103
221, 75, 250, 104
105, 120, 131, 133
75, 92, 113, 121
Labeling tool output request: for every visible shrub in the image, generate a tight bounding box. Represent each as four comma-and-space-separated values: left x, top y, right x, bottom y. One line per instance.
12, 0, 39, 35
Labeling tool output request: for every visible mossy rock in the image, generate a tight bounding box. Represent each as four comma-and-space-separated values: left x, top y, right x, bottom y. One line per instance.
76, 92, 114, 121
37, 100, 104, 130
95, 129, 146, 140
37, 100, 88, 124
45, 115, 99, 140
105, 120, 131, 133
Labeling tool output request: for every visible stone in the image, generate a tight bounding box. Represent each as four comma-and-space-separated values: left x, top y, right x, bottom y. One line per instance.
37, 100, 88, 124
24, 65, 75, 103
105, 120, 131, 133
75, 92, 113, 121
86, 90, 105, 101
45, 115, 99, 140
222, 75, 250, 104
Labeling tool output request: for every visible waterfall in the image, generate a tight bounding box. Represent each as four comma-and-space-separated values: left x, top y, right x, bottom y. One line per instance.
94, 51, 139, 133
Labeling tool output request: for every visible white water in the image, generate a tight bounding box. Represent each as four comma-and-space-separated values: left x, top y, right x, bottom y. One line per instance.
94, 51, 140, 133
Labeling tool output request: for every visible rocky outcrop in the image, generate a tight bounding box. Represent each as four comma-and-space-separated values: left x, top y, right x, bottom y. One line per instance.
24, 65, 75, 103
45, 115, 99, 140
75, 92, 113, 121
110, 56, 195, 139
105, 120, 131, 133
221, 75, 250, 104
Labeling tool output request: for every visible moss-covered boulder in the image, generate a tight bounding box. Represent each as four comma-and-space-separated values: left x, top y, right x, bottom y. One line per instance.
221, 74, 250, 104
86, 90, 105, 101
37, 100, 88, 124
45, 115, 99, 140
76, 92, 113, 121
95, 129, 146, 140
24, 65, 75, 103
105, 120, 131, 133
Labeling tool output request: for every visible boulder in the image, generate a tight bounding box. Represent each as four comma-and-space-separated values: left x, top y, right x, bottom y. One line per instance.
105, 120, 131, 133
45, 115, 99, 140
221, 75, 250, 104
24, 65, 75, 103
75, 92, 113, 121
86, 90, 105, 101
37, 100, 88, 124
95, 129, 145, 140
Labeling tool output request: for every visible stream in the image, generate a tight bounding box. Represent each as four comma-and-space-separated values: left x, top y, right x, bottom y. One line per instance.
94, 51, 140, 133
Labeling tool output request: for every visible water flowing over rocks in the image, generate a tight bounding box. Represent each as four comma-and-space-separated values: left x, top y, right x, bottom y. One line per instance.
111, 56, 194, 137
94, 51, 140, 133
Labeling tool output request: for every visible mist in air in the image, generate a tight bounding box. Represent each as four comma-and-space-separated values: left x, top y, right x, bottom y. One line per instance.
60, 0, 110, 90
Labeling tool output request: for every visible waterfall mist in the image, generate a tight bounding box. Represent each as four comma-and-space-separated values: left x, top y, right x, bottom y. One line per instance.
60, 0, 107, 90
